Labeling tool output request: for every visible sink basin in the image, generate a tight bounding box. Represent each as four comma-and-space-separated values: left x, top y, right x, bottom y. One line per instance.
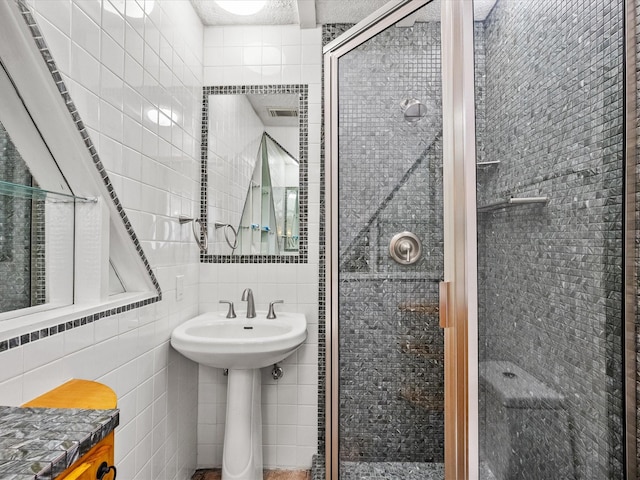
172, 310, 307, 480
170, 311, 307, 369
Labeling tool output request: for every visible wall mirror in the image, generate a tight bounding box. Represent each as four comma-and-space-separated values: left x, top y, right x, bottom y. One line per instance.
200, 85, 307, 263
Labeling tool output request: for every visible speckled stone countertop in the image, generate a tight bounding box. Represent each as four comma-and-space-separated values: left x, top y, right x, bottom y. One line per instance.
0, 406, 119, 480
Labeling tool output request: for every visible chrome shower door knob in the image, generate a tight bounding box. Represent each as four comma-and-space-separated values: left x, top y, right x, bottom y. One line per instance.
389, 231, 422, 265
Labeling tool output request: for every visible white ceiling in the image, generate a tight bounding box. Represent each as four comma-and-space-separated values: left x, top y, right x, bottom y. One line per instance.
246, 93, 299, 127
191, 0, 499, 27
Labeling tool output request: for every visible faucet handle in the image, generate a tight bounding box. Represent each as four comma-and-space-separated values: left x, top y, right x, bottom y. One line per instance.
219, 300, 236, 318
267, 300, 284, 319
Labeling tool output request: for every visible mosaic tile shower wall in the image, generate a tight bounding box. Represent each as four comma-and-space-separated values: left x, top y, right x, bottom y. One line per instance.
476, 0, 625, 479
336, 22, 445, 463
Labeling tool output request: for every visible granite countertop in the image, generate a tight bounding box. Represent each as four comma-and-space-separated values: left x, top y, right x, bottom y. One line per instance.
0, 406, 119, 480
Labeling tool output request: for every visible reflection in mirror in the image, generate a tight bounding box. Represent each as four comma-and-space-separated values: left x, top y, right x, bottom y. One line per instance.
201, 85, 307, 263
237, 133, 299, 254
284, 188, 299, 252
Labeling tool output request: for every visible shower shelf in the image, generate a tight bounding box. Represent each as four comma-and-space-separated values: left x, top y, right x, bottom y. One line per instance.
477, 196, 549, 213
0, 180, 95, 203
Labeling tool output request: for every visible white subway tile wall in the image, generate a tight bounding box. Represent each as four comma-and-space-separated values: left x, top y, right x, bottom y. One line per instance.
207, 94, 264, 255
0, 1, 204, 479
198, 24, 322, 469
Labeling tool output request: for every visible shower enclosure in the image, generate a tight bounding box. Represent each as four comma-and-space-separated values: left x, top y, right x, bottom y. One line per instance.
332, 5, 446, 478
323, 0, 634, 479
475, 0, 627, 479
324, 1, 476, 478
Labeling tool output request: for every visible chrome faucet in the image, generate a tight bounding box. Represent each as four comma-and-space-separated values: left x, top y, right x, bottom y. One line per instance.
241, 288, 256, 318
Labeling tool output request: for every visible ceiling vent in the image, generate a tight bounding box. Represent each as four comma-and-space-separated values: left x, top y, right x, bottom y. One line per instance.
267, 107, 298, 118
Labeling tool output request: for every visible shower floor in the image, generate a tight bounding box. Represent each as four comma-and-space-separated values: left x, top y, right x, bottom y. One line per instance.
339, 462, 444, 479
311, 458, 497, 479
336, 461, 497, 479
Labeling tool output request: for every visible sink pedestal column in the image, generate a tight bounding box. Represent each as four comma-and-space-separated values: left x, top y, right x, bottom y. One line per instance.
222, 369, 263, 480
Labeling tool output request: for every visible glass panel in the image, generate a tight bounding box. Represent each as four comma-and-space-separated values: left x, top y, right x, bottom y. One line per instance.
474, 1, 625, 479
0, 121, 45, 314
0, 180, 90, 202
108, 260, 126, 296
335, 2, 445, 478
0, 120, 75, 316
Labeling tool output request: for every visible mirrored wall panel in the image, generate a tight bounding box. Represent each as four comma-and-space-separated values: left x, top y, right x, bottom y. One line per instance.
200, 85, 307, 263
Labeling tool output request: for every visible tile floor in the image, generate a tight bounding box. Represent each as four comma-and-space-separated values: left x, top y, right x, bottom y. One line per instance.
193, 461, 494, 479
192, 469, 311, 480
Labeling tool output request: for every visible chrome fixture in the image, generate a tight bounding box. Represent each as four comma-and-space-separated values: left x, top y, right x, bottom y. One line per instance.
177, 215, 208, 252
389, 231, 422, 265
241, 288, 256, 318
219, 300, 236, 318
271, 364, 284, 380
400, 98, 427, 123
267, 300, 284, 319
214, 221, 238, 251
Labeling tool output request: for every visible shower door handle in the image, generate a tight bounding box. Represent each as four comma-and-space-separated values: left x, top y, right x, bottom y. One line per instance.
439, 281, 451, 328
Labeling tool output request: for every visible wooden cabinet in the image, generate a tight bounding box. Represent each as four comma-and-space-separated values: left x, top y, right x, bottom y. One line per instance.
22, 380, 117, 480
57, 437, 115, 480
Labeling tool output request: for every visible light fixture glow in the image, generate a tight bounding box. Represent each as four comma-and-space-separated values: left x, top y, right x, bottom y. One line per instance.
147, 107, 177, 127
215, 0, 267, 16
102, 0, 155, 19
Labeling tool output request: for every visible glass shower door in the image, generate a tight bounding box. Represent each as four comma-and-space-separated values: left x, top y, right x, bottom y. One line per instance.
474, 0, 626, 479
326, 1, 450, 478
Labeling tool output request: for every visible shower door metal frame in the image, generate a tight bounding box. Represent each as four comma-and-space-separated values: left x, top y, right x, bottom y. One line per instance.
323, 0, 479, 478
624, 0, 638, 477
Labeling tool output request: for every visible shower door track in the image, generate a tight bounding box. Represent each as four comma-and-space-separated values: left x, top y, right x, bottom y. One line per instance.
323, 1, 479, 479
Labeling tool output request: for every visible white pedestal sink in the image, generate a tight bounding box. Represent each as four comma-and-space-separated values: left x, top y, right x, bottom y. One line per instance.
170, 311, 307, 480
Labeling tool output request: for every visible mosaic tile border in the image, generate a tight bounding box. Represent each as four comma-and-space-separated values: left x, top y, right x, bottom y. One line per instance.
0, 0, 163, 355
0, 299, 157, 354
199, 84, 309, 264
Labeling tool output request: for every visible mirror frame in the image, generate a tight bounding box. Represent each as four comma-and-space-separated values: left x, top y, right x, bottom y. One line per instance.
199, 84, 308, 263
